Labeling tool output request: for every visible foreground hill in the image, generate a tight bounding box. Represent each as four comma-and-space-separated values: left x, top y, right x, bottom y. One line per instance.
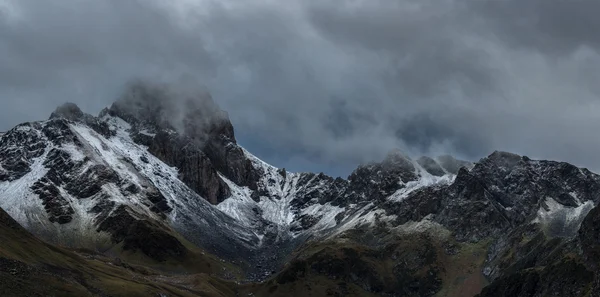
0, 204, 245, 297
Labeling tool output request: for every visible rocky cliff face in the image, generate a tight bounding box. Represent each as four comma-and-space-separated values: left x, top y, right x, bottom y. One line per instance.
2, 85, 600, 296
105, 82, 261, 204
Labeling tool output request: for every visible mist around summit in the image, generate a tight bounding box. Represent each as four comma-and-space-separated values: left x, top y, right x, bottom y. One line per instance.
2, 0, 600, 176
1, 1, 600, 296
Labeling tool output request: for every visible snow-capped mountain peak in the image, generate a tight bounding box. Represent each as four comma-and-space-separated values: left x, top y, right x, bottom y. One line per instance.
3, 92, 598, 283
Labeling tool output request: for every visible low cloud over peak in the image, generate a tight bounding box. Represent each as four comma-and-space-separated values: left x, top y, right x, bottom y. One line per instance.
2, 0, 600, 176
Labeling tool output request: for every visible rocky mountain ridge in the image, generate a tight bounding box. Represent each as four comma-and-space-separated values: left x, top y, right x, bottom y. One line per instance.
2, 85, 600, 295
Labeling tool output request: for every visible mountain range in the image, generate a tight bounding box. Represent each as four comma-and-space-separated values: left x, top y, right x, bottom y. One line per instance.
1, 82, 600, 296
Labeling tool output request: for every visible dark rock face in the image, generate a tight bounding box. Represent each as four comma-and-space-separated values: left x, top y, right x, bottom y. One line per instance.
0, 123, 47, 181
29, 145, 120, 224
291, 173, 348, 208
579, 206, 600, 295
579, 206, 600, 270
49, 102, 84, 121
469, 151, 600, 215
83, 116, 115, 138
417, 156, 446, 176
341, 150, 419, 206
31, 178, 74, 224
483, 224, 575, 281
280, 150, 466, 228
437, 167, 513, 242
437, 154, 473, 174
143, 131, 231, 204
105, 83, 238, 205
25, 134, 85, 224
96, 205, 187, 262
123, 220, 187, 261
378, 151, 600, 243
203, 138, 261, 191
383, 187, 443, 226
380, 149, 419, 182
289, 214, 322, 232
368, 150, 600, 296
66, 165, 120, 199
0, 116, 172, 230
464, 155, 600, 296
146, 190, 172, 214
41, 119, 81, 146
49, 105, 115, 138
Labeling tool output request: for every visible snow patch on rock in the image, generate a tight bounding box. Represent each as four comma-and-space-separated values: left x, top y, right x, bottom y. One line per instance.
534, 197, 594, 237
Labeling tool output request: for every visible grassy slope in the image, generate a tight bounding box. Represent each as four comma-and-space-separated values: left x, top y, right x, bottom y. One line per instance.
0, 208, 239, 297
0, 206, 495, 297
237, 230, 491, 297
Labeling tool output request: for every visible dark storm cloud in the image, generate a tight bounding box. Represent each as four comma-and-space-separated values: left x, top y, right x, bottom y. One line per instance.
2, 0, 600, 176
0, 0, 216, 123
473, 0, 600, 54
307, 0, 496, 97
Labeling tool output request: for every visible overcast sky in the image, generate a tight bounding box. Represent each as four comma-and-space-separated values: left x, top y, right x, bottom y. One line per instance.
1, 0, 600, 177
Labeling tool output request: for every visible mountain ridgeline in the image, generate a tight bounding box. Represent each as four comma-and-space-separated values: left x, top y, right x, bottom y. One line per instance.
1, 83, 600, 296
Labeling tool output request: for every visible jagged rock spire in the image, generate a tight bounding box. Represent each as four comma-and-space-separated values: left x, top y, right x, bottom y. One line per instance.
108, 81, 235, 143
49, 102, 84, 121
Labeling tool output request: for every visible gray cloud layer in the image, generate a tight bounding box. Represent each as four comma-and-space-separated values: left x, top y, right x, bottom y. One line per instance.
1, 0, 600, 176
